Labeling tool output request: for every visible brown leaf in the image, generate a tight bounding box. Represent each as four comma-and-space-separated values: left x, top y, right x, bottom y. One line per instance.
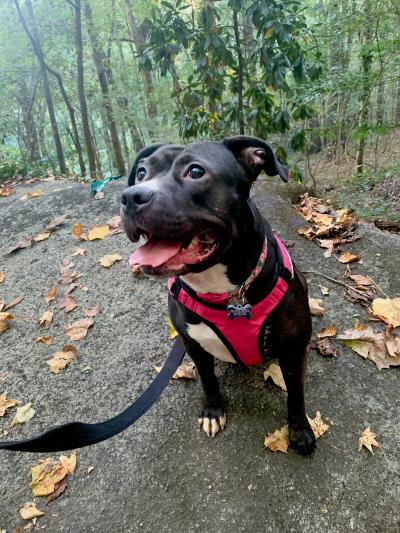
45, 286, 57, 303
84, 306, 100, 317
155, 363, 198, 380
347, 274, 375, 287
370, 297, 400, 329
59, 450, 77, 474
0, 187, 15, 196
99, 254, 123, 268
313, 338, 339, 357
31, 459, 68, 497
64, 317, 94, 341
0, 392, 20, 416
0, 301, 4, 311
88, 224, 110, 240
6, 236, 33, 254
20, 503, 45, 520
59, 270, 81, 285
345, 286, 376, 307
309, 298, 324, 316
36, 335, 52, 346
264, 425, 289, 453
307, 411, 329, 438
70, 247, 86, 257
47, 345, 78, 374
131, 264, 142, 276
107, 215, 121, 229
359, 426, 381, 454
338, 252, 359, 264
46, 477, 68, 503
33, 231, 51, 242
0, 312, 13, 334
64, 282, 79, 295
263, 362, 287, 391
39, 310, 53, 328
44, 214, 68, 232
0, 272, 4, 284
4, 296, 24, 310
72, 223, 85, 240
297, 227, 316, 240
317, 324, 337, 338
59, 294, 77, 313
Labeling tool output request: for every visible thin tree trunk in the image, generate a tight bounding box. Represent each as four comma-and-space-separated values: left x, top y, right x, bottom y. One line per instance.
15, 0, 67, 174
84, 2, 125, 176
232, 9, 244, 134
394, 73, 400, 125
71, 0, 98, 179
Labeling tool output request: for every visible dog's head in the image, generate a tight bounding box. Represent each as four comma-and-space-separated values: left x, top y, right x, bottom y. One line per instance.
121, 136, 287, 277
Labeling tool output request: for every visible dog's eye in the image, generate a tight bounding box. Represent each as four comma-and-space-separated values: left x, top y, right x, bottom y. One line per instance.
187, 165, 205, 179
137, 167, 146, 180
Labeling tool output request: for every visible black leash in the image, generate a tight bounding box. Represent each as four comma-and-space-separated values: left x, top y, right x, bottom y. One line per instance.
0, 336, 185, 453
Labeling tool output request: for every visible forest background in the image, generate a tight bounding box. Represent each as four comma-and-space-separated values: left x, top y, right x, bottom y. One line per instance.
0, 0, 399, 223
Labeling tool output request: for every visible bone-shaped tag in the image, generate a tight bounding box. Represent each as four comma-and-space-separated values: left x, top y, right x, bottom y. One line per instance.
227, 303, 253, 320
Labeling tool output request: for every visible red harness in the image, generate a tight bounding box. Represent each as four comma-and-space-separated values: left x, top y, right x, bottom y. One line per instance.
168, 236, 294, 367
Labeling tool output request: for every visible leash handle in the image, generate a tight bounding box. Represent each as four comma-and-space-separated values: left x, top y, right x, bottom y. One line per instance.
0, 337, 185, 453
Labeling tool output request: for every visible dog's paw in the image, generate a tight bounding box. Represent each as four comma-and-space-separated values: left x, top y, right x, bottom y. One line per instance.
289, 422, 316, 456
198, 407, 226, 438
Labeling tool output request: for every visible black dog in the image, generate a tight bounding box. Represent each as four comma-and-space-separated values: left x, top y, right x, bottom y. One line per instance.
121, 136, 315, 455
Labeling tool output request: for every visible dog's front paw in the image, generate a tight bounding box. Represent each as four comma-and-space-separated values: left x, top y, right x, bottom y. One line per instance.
289, 421, 316, 456
198, 406, 226, 438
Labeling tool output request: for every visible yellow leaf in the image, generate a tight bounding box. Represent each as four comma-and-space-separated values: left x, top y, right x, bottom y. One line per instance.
39, 310, 53, 327
47, 345, 78, 374
11, 402, 35, 426
99, 254, 123, 267
317, 324, 337, 338
263, 362, 287, 391
36, 335, 52, 346
167, 319, 179, 339
31, 460, 68, 497
20, 502, 45, 520
370, 297, 400, 329
33, 231, 51, 242
338, 252, 359, 264
264, 425, 289, 453
358, 426, 381, 454
0, 392, 20, 417
88, 224, 110, 240
72, 223, 85, 239
26, 189, 44, 198
307, 411, 329, 438
309, 298, 324, 316
0, 187, 15, 197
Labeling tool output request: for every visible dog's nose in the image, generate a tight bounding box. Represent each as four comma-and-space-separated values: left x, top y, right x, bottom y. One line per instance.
121, 186, 154, 210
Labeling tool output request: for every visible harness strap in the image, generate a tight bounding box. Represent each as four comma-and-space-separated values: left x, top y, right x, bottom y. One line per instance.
0, 337, 185, 453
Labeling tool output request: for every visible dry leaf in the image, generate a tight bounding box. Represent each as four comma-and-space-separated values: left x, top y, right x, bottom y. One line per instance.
131, 264, 142, 276
6, 236, 33, 254
20, 503, 45, 520
359, 426, 381, 454
33, 232, 50, 242
39, 310, 53, 328
88, 224, 110, 240
36, 336, 52, 346
309, 298, 324, 316
72, 223, 85, 239
4, 296, 24, 310
31, 460, 67, 497
47, 345, 78, 374
263, 362, 287, 391
59, 450, 77, 474
0, 301, 4, 311
84, 306, 100, 318
264, 425, 289, 453
64, 317, 94, 341
319, 285, 330, 296
11, 402, 35, 426
47, 477, 68, 503
45, 286, 57, 303
337, 325, 400, 370
71, 247, 86, 257
345, 286, 376, 307
44, 214, 68, 232
347, 274, 374, 287
0, 392, 20, 416
167, 319, 179, 339
297, 227, 316, 240
312, 338, 339, 357
307, 411, 329, 438
0, 187, 15, 197
0, 312, 13, 334
95, 191, 105, 200
338, 252, 359, 264
99, 254, 122, 268
155, 363, 197, 380
26, 189, 44, 199
317, 324, 337, 338
370, 297, 400, 329
107, 215, 121, 229
59, 294, 77, 313
0, 272, 4, 284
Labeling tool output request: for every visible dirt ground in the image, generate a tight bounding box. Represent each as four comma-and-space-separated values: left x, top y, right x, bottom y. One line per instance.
0, 177, 399, 533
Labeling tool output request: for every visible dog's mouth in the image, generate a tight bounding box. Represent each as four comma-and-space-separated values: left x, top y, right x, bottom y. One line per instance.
128, 229, 218, 276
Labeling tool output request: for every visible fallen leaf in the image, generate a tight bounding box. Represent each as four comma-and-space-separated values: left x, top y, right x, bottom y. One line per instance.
84, 306, 100, 317
359, 426, 381, 454
0, 392, 20, 416
59, 294, 77, 313
0, 301, 4, 311
338, 252, 359, 264
307, 411, 329, 438
39, 310, 53, 328
94, 191, 105, 200
44, 214, 68, 232
64, 317, 94, 341
131, 264, 142, 276
312, 338, 339, 357
11, 402, 35, 426
59, 450, 77, 474
263, 362, 287, 391
71, 247, 86, 257
0, 272, 4, 284
31, 460, 67, 497
25, 189, 44, 199
72, 223, 85, 239
36, 336, 52, 346
107, 215, 121, 229
33, 232, 50, 242
0, 312, 13, 334
370, 297, 400, 329
309, 298, 324, 316
47, 345, 78, 374
317, 324, 337, 338
99, 254, 122, 268
4, 296, 24, 310
46, 477, 68, 503
88, 224, 110, 240
319, 285, 330, 296
264, 425, 289, 453
6, 236, 33, 254
297, 227, 316, 240
337, 325, 400, 369
345, 286, 376, 307
167, 319, 178, 339
20, 503, 45, 520
0, 187, 15, 197
45, 286, 57, 303
347, 274, 375, 287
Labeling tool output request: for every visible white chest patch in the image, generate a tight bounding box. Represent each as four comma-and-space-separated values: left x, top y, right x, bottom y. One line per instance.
186, 322, 236, 364
181, 263, 237, 294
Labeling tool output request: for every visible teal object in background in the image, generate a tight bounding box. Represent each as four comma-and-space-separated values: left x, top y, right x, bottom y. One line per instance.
90, 175, 124, 194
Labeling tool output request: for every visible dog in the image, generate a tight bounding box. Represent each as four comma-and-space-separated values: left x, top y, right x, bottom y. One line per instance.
121, 136, 316, 456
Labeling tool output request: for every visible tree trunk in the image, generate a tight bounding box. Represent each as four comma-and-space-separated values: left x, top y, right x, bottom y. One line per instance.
232, 9, 244, 134
70, 0, 98, 178
84, 2, 125, 176
394, 73, 400, 125
15, 0, 67, 174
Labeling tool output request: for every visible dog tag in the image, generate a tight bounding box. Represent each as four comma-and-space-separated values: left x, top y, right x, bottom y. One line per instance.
227, 303, 253, 320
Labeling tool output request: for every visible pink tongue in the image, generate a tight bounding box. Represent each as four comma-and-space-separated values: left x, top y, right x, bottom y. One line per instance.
129, 240, 182, 268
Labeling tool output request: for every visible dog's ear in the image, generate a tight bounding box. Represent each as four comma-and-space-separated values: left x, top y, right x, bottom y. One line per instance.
128, 144, 166, 186
222, 136, 288, 183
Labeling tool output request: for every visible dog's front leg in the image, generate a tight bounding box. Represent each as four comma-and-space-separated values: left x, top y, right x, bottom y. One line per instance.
279, 348, 316, 456
185, 341, 226, 437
